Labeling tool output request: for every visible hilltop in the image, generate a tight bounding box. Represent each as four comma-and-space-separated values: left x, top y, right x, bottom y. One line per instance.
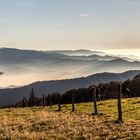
0, 97, 139, 139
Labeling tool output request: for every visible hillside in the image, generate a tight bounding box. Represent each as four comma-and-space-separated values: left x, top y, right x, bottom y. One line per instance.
0, 70, 140, 106
0, 97, 139, 139
133, 73, 140, 79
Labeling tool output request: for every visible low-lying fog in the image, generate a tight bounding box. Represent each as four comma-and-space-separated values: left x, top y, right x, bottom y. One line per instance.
0, 48, 140, 88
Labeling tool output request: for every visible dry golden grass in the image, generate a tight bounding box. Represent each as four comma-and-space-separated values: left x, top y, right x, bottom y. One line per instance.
0, 97, 140, 140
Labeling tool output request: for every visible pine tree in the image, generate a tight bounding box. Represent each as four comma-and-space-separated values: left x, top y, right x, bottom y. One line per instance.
28, 88, 36, 107
21, 97, 27, 107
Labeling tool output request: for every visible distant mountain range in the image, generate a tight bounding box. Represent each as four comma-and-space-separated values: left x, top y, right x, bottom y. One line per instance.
0, 70, 140, 106
0, 47, 140, 106
0, 47, 140, 88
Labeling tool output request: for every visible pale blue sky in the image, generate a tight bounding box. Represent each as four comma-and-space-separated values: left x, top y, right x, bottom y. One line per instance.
0, 0, 140, 50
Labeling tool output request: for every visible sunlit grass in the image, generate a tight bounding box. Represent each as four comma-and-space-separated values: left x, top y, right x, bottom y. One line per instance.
0, 97, 140, 139
50, 97, 140, 120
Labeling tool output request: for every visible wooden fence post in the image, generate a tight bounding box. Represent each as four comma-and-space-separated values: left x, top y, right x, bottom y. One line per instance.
58, 93, 61, 111
42, 94, 45, 107
92, 87, 98, 115
48, 94, 52, 108
118, 84, 122, 122
72, 91, 75, 112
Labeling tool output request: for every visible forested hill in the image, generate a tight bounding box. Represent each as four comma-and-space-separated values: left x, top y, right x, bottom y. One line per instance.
0, 70, 139, 106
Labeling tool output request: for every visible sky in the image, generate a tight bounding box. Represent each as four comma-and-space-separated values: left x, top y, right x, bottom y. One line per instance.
0, 0, 140, 51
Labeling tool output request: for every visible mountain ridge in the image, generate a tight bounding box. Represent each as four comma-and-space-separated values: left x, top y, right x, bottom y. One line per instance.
0, 47, 140, 88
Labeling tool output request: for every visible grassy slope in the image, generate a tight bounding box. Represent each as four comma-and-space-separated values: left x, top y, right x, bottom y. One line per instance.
0, 97, 140, 140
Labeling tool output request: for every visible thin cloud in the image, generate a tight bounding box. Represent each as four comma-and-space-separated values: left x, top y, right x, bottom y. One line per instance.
78, 13, 89, 17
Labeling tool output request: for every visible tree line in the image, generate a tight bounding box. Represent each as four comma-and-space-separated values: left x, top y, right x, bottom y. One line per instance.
7, 77, 139, 108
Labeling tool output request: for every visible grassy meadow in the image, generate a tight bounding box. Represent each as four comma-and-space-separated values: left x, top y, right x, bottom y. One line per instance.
0, 97, 140, 140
